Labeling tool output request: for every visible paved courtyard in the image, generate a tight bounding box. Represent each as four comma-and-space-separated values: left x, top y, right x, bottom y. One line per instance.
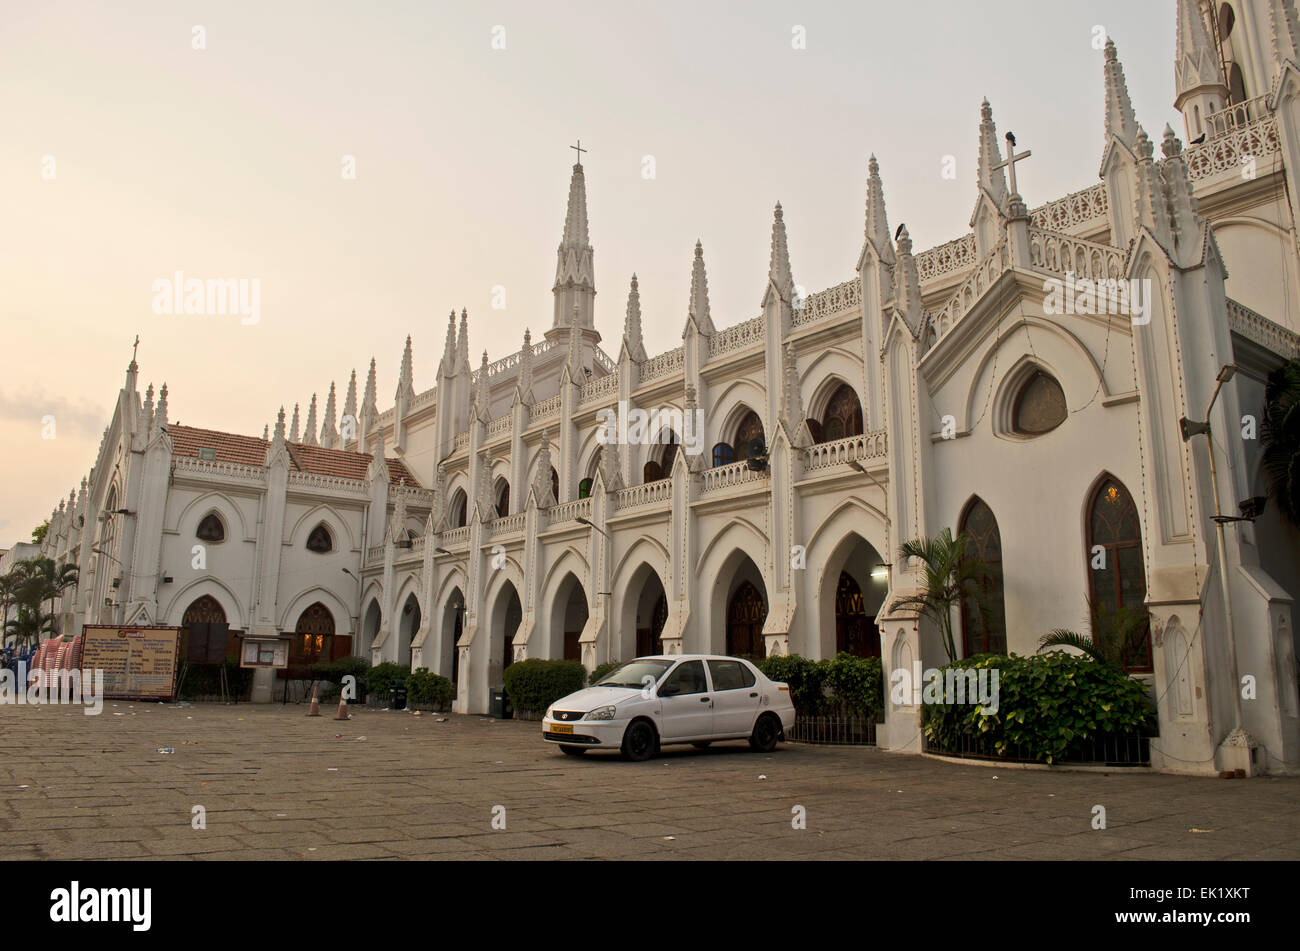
2, 701, 1297, 860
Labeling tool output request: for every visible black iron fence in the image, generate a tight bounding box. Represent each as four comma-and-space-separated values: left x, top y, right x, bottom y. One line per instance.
922, 731, 1151, 766
786, 713, 878, 746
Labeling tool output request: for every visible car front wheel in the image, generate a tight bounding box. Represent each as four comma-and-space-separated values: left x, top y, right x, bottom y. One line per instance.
749, 714, 781, 752
621, 720, 658, 761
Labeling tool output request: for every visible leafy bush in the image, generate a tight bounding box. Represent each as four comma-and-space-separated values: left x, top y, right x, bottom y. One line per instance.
921, 652, 1156, 764
312, 656, 371, 701
503, 658, 587, 714
758, 653, 883, 721
366, 662, 410, 701
588, 661, 619, 685
408, 668, 454, 708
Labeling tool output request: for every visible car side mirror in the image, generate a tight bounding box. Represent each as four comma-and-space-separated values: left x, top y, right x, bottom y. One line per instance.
658, 683, 680, 697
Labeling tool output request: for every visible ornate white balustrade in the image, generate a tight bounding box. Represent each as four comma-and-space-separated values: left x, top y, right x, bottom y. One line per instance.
488, 513, 526, 537
409, 388, 437, 412
804, 430, 888, 471
640, 346, 684, 383
1184, 113, 1280, 181
549, 498, 592, 525
792, 279, 861, 328
931, 240, 1011, 341
1227, 298, 1300, 360
440, 526, 470, 549
614, 478, 672, 511
365, 544, 384, 565
1027, 229, 1125, 282
708, 316, 765, 358
288, 470, 370, 494
1029, 183, 1109, 234
592, 347, 617, 375
701, 460, 767, 494
916, 234, 977, 284
453, 432, 470, 451
531, 394, 562, 422
486, 414, 512, 438
172, 456, 266, 485
579, 370, 620, 406
1205, 94, 1270, 140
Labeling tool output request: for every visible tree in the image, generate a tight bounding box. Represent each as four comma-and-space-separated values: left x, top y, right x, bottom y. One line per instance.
1036, 599, 1150, 671
3, 603, 57, 649
0, 571, 20, 647
1262, 358, 1300, 527
9, 557, 78, 634
31, 521, 49, 545
892, 528, 987, 664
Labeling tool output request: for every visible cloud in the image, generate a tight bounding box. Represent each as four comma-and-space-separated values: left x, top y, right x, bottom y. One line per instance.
0, 388, 107, 438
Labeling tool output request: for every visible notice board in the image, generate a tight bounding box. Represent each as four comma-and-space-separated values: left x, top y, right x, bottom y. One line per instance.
80, 625, 181, 700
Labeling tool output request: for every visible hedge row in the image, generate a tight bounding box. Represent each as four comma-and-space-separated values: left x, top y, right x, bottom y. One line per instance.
759, 653, 884, 721
503, 658, 587, 714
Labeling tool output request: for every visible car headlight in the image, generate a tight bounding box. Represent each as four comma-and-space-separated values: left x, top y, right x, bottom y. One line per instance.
545, 707, 553, 720
583, 705, 617, 721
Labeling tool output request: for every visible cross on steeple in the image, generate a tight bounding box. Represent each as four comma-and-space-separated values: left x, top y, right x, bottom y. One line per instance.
994, 131, 1031, 202
131, 335, 140, 363
570, 139, 587, 165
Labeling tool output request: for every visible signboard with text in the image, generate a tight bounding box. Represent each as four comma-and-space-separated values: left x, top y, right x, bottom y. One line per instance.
80, 625, 182, 700
240, 637, 290, 669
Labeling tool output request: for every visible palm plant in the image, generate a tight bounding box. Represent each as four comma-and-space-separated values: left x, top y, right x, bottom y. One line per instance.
892, 528, 987, 664
1037, 599, 1150, 671
1262, 358, 1300, 527
13, 557, 79, 623
3, 603, 57, 649
0, 571, 19, 646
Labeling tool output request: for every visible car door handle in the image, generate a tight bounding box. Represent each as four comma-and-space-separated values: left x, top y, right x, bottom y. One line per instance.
749, 692, 758, 697
700, 696, 710, 702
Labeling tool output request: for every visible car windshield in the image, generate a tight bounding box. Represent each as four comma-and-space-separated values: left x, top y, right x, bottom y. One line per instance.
595, 659, 674, 688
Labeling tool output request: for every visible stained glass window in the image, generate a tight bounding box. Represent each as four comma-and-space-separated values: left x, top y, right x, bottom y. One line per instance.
1087, 477, 1151, 670
959, 498, 1007, 656
294, 602, 335, 666
820, 384, 864, 442
196, 513, 225, 543
306, 523, 333, 553
734, 411, 764, 460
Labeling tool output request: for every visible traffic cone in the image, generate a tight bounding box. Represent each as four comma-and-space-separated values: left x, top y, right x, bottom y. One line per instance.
334, 694, 351, 720
306, 686, 321, 717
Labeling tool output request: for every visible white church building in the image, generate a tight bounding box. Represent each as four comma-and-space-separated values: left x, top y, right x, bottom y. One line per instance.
31, 0, 1300, 774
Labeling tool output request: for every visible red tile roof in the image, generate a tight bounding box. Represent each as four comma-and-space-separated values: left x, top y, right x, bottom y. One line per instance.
168, 424, 417, 487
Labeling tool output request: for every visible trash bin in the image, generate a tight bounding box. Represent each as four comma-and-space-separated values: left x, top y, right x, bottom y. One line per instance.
390, 679, 407, 710
490, 690, 513, 719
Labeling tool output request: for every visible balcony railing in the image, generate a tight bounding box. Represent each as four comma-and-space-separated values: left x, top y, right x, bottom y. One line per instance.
804, 431, 888, 471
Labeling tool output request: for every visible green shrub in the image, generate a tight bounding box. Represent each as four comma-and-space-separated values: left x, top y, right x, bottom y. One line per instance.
921, 652, 1156, 764
408, 668, 454, 708
759, 653, 883, 720
366, 662, 410, 701
588, 661, 620, 685
503, 658, 587, 714
312, 656, 371, 700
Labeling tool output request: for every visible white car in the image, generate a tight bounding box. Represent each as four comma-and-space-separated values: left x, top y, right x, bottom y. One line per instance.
541, 654, 796, 760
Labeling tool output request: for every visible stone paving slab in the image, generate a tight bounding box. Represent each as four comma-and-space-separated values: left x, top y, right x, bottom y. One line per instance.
1, 702, 1297, 860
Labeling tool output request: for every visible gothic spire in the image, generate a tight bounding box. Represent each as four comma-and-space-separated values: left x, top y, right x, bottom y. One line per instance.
1175, 0, 1226, 104
290, 402, 300, 442
767, 203, 794, 305
1103, 40, 1139, 147
1270, 0, 1300, 69
362, 358, 377, 418
864, 155, 895, 262
976, 99, 1010, 212
396, 335, 414, 403
155, 383, 168, 429
440, 310, 457, 377
894, 227, 924, 335
456, 309, 470, 373
553, 159, 596, 332
274, 406, 286, 441
518, 327, 535, 402
303, 394, 319, 446
321, 381, 338, 444
623, 274, 647, 363
476, 351, 492, 421
688, 240, 715, 335
343, 369, 358, 425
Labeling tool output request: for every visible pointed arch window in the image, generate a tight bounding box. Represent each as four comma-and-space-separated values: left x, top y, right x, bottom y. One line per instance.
292, 601, 336, 668
550, 467, 560, 503
577, 478, 593, 499
819, 383, 864, 442
733, 412, 764, 461
1012, 370, 1067, 436
495, 481, 510, 518
1087, 476, 1151, 670
448, 489, 468, 529
959, 498, 1007, 656
196, 513, 226, 543
306, 523, 333, 554
712, 442, 736, 468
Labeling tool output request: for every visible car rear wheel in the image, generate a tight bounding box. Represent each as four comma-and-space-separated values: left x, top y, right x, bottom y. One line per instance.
559, 745, 587, 756
749, 714, 780, 752
621, 720, 658, 761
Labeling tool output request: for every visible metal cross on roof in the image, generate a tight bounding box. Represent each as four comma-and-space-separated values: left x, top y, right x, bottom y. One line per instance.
570, 140, 587, 165
994, 131, 1032, 201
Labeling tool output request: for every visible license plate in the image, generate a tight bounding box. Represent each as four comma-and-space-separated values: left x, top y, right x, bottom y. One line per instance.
550, 723, 573, 735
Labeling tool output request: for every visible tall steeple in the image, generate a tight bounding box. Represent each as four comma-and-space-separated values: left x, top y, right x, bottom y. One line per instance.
765, 203, 795, 307
687, 240, 715, 335
1175, 0, 1228, 141
1104, 40, 1139, 148
552, 157, 596, 336
623, 274, 647, 363
864, 155, 894, 265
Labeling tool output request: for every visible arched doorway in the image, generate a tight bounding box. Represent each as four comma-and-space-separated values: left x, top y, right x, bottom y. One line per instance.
397, 593, 420, 666
636, 578, 668, 657
727, 580, 767, 658
441, 588, 464, 685
960, 497, 1007, 656
361, 599, 382, 654
1087, 475, 1150, 670
488, 583, 522, 685
287, 602, 336, 680
549, 573, 588, 661
835, 573, 879, 657
182, 594, 231, 663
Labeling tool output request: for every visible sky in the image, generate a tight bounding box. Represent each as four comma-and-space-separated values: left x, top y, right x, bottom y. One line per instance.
0, 0, 1184, 544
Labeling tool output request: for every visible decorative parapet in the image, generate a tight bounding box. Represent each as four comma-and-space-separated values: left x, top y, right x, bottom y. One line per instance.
486, 414, 512, 438
916, 234, 977, 284
172, 456, 266, 485
409, 388, 437, 413
487, 513, 526, 538
640, 346, 685, 384
531, 394, 562, 422
365, 544, 385, 565
441, 526, 470, 550
549, 498, 592, 525
931, 240, 1011, 341
473, 337, 558, 384
1184, 113, 1280, 181
700, 460, 768, 494
391, 482, 435, 508
791, 279, 861, 328
287, 470, 370, 494
1205, 94, 1269, 141
579, 369, 620, 406
1027, 228, 1125, 282
1227, 297, 1300, 360
708, 316, 765, 358
592, 347, 617, 375
614, 478, 672, 511
453, 432, 470, 451
1028, 183, 1109, 234
804, 430, 888, 471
